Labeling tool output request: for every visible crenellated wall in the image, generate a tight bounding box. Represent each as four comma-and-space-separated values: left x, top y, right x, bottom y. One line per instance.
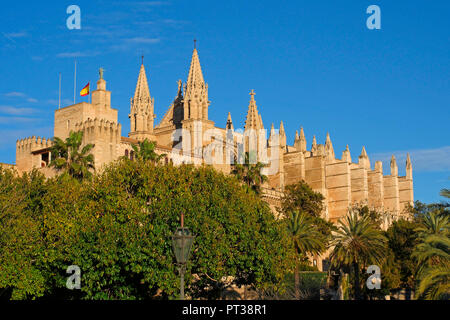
16, 136, 53, 172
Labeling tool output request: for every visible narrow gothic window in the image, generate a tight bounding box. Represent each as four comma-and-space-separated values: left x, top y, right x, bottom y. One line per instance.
125, 149, 129, 158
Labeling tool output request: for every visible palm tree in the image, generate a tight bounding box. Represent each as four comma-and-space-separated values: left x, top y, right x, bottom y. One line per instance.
414, 261, 449, 300
416, 211, 449, 237
131, 139, 166, 163
329, 210, 387, 300
286, 210, 327, 299
231, 151, 268, 195
49, 131, 95, 180
412, 209, 449, 300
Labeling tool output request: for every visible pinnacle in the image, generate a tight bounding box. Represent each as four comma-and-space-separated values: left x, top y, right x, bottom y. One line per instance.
360, 146, 368, 157
185, 48, 206, 99
390, 154, 397, 165
133, 64, 151, 102
280, 121, 285, 135
299, 127, 305, 140
226, 112, 234, 130
325, 132, 332, 146
244, 89, 264, 131
295, 130, 299, 140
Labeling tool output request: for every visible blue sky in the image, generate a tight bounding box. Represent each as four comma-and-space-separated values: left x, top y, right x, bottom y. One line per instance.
0, 0, 448, 203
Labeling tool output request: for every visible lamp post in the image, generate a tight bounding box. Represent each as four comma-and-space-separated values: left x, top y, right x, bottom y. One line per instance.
171, 213, 195, 300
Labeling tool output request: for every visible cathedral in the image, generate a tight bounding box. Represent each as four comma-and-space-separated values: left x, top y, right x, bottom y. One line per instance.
14, 48, 414, 228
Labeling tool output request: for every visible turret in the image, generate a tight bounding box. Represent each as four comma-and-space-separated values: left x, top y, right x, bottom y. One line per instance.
91, 67, 111, 109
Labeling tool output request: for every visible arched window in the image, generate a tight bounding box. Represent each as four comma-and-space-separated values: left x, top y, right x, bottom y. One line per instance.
125, 149, 129, 158
130, 150, 134, 161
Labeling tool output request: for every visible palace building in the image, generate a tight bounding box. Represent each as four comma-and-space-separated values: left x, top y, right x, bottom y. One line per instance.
13, 48, 414, 228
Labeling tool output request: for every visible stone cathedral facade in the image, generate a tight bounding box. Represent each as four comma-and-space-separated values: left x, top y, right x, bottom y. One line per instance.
14, 48, 414, 228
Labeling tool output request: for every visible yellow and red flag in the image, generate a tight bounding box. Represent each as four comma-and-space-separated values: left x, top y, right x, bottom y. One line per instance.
80, 82, 90, 96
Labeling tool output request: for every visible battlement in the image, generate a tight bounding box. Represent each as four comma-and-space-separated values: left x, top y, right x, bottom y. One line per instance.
15, 136, 53, 172
73, 117, 122, 169
16, 136, 53, 154
74, 117, 121, 133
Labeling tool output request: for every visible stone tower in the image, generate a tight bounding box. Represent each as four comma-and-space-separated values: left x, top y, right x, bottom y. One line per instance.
128, 62, 156, 141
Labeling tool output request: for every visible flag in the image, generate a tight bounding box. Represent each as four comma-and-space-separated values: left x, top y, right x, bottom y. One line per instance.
80, 82, 90, 96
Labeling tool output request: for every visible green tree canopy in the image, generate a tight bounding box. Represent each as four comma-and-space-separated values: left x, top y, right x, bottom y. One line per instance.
0, 160, 295, 300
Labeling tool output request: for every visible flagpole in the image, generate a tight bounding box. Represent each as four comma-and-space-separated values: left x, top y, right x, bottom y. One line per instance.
58, 72, 61, 109
73, 60, 77, 105
89, 82, 91, 104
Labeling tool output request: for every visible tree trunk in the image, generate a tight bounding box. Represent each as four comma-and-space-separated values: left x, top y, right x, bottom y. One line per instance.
294, 264, 300, 299
353, 262, 360, 300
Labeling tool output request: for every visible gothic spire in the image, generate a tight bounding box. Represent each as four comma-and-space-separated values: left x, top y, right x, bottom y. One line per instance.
129, 62, 155, 138
244, 90, 264, 131
183, 48, 209, 120
185, 48, 206, 100
133, 63, 152, 103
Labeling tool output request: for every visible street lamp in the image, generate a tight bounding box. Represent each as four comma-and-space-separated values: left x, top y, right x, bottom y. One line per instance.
171, 212, 195, 300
